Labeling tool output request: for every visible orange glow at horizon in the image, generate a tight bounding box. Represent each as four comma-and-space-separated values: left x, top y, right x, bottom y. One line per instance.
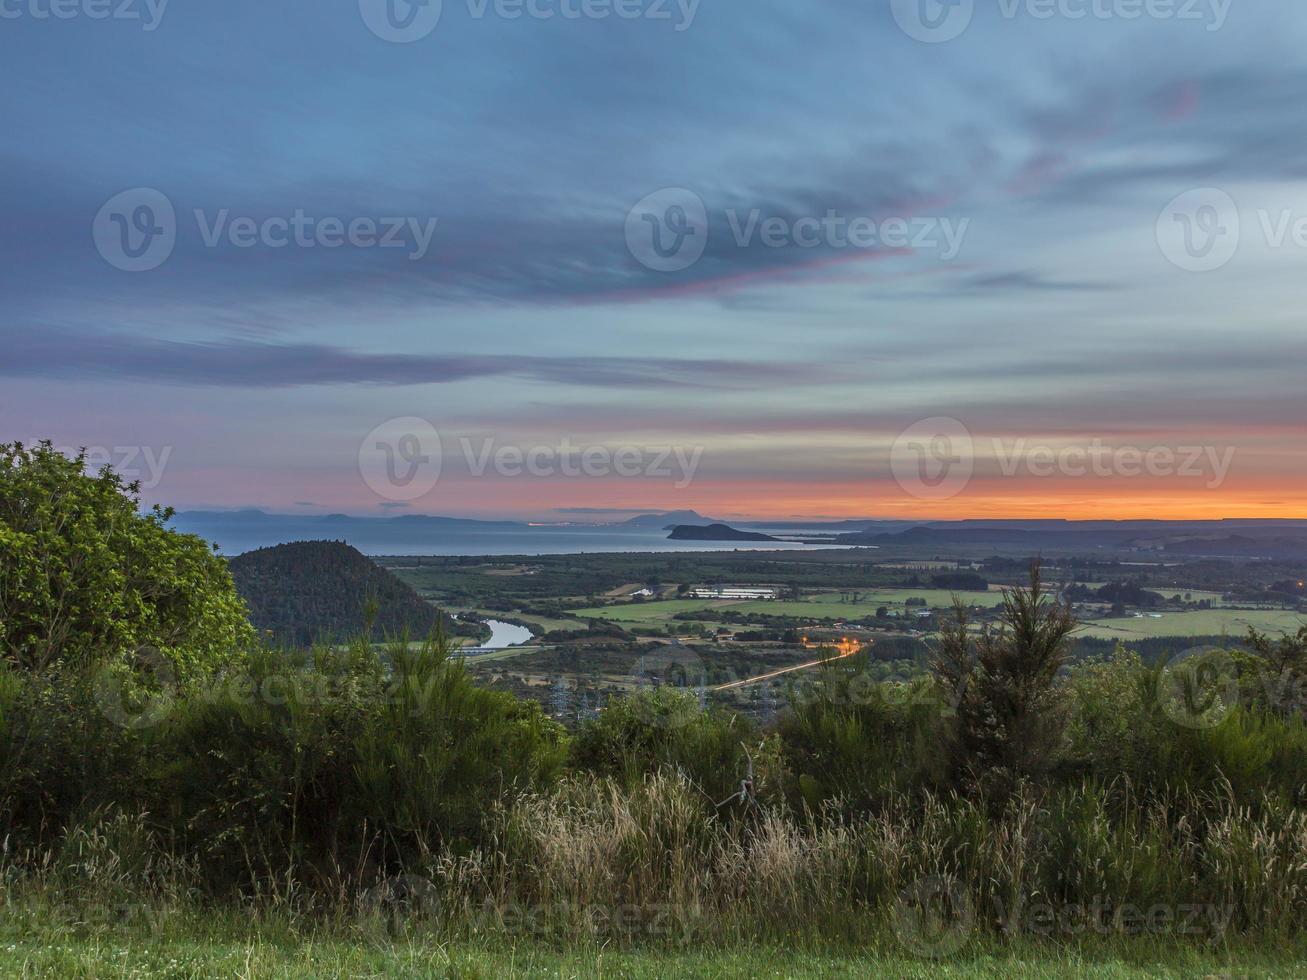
153, 471, 1307, 522
400, 476, 1307, 522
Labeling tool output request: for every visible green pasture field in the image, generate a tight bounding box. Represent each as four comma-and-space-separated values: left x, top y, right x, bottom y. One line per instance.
573, 589, 1002, 629
1080, 608, 1307, 640
574, 599, 737, 622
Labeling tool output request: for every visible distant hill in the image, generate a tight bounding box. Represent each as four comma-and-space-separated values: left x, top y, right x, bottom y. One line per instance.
228, 540, 472, 646
736, 519, 906, 532
621, 510, 716, 528
834, 520, 1307, 558
170, 510, 521, 555
667, 523, 780, 542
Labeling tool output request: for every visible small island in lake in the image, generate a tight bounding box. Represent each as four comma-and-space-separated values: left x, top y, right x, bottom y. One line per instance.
666, 523, 781, 542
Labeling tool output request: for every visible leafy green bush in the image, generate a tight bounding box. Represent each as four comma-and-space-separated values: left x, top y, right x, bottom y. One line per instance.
778, 656, 943, 814
570, 688, 760, 804
0, 441, 253, 676
154, 631, 567, 889
1064, 650, 1307, 809
0, 663, 152, 846
351, 635, 569, 860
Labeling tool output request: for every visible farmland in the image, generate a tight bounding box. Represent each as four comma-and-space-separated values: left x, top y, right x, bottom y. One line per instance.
1080, 608, 1307, 640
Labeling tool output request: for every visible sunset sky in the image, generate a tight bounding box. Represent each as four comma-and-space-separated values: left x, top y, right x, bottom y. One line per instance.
3, 1, 1306, 521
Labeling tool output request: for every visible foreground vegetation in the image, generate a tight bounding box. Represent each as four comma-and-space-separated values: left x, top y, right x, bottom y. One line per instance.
3, 441, 1306, 975
1, 924, 1302, 978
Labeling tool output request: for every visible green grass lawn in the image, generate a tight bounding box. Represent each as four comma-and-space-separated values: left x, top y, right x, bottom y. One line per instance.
573, 589, 1001, 630
808, 587, 1003, 605
0, 935, 1301, 978
574, 599, 738, 623
724, 592, 996, 618
574, 592, 1305, 643
1080, 608, 1307, 640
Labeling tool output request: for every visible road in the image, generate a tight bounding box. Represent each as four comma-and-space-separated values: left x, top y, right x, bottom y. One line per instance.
712, 648, 860, 692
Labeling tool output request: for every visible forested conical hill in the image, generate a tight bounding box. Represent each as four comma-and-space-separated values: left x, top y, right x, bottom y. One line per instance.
228, 540, 471, 646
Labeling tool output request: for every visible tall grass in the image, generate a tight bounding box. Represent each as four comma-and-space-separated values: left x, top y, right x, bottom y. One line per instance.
0, 609, 1304, 953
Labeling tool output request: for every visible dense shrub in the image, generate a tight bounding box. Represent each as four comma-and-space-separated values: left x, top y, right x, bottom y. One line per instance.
933, 563, 1076, 793
0, 663, 153, 844
570, 688, 763, 804
0, 441, 253, 676
0, 633, 568, 893
777, 658, 943, 814
1064, 650, 1307, 810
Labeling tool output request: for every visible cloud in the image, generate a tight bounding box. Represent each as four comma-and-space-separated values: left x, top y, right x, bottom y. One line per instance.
1, 326, 833, 390
958, 270, 1121, 293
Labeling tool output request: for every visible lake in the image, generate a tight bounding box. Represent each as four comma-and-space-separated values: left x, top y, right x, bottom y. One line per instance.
171, 512, 846, 557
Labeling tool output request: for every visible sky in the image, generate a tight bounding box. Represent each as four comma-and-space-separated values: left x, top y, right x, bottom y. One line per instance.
3, 0, 1306, 521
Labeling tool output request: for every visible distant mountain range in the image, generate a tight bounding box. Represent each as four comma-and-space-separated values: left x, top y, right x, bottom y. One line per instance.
619, 510, 717, 528
171, 509, 521, 555
169, 510, 1307, 560
736, 519, 900, 532
179, 509, 515, 529
834, 519, 1307, 558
